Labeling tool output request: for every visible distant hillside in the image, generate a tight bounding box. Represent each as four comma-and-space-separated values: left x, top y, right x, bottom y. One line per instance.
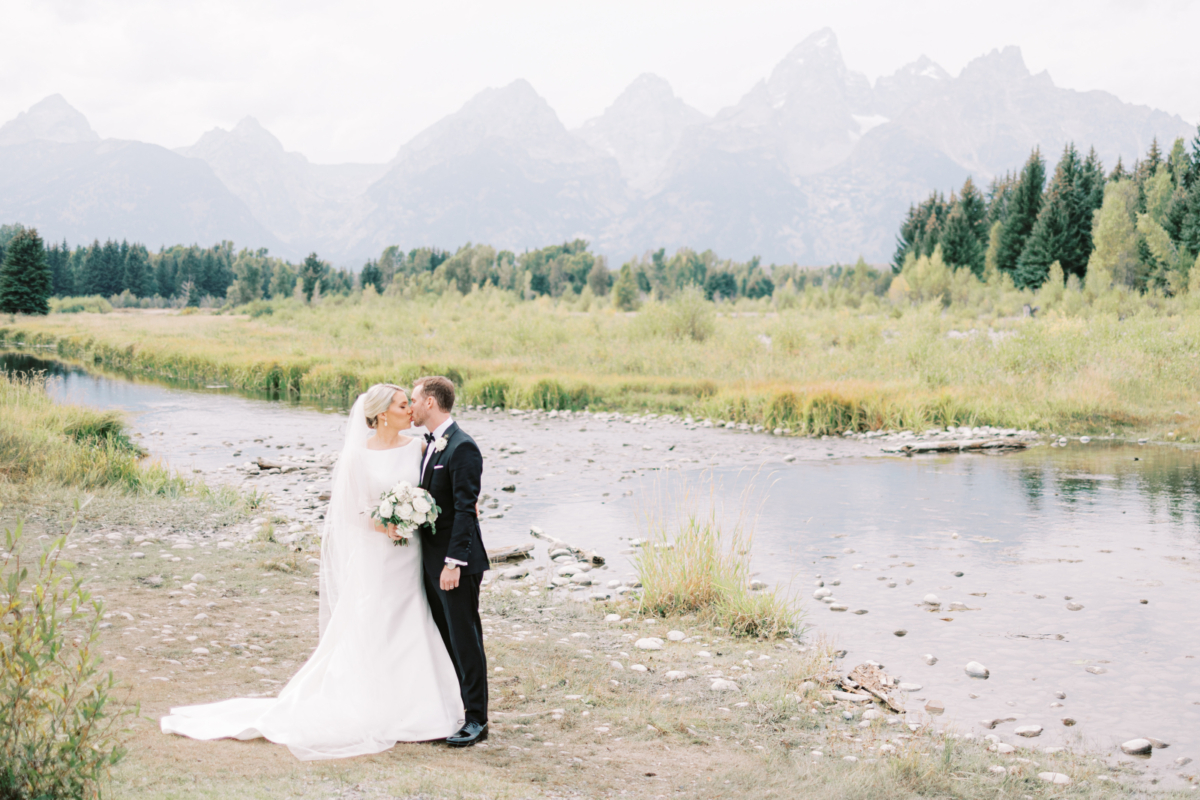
0, 96, 282, 253
2, 32, 1193, 265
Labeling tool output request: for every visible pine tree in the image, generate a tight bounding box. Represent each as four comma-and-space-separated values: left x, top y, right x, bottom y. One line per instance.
300, 253, 327, 301
46, 239, 73, 297
939, 201, 985, 276
100, 240, 123, 296
359, 260, 382, 292
123, 245, 151, 297
1109, 156, 1129, 182
1016, 145, 1096, 287
155, 251, 175, 298
78, 240, 104, 295
986, 172, 1015, 228
995, 149, 1046, 275
958, 177, 989, 245
1178, 182, 1200, 260
0, 228, 52, 315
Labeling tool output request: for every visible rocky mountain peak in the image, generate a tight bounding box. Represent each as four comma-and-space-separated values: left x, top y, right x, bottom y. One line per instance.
0, 94, 100, 146
875, 55, 952, 115
393, 79, 597, 169
575, 74, 706, 190
959, 46, 1031, 83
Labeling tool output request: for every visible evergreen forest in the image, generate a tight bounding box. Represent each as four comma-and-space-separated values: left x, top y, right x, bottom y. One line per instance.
894, 131, 1200, 293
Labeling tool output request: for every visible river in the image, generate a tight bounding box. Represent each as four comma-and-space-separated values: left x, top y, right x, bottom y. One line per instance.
4, 350, 1197, 782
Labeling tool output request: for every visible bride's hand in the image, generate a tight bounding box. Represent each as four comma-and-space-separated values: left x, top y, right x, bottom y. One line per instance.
385, 522, 402, 540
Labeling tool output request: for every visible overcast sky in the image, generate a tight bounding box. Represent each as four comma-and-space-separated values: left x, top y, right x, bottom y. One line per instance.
2, 0, 1196, 164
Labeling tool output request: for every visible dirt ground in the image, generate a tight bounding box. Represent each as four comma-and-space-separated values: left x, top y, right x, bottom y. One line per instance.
3, 484, 1188, 800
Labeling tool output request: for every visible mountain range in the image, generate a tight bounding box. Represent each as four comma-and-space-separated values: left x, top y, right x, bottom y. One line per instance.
1, 29, 1193, 267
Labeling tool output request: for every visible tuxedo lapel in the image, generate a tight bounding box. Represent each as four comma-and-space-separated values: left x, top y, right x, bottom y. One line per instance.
421, 422, 460, 489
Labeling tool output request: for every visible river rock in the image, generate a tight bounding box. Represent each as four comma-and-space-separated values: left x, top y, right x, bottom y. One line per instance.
965, 661, 990, 678
749, 580, 767, 591
630, 664, 648, 673
1054, 691, 1066, 699
1015, 725, 1043, 738
862, 709, 883, 721
925, 700, 945, 715
1066, 602, 1084, 611
1038, 773, 1071, 785
1177, 757, 1193, 766
898, 683, 921, 691
813, 587, 832, 599
1120, 738, 1153, 756
1062, 718, 1077, 726
710, 679, 739, 692
604, 614, 621, 622
988, 766, 1007, 775
923, 654, 938, 665
1147, 738, 1170, 749
665, 670, 687, 681
501, 566, 529, 580
923, 594, 940, 605
667, 630, 685, 641
829, 603, 848, 612
992, 743, 1016, 754
635, 638, 664, 650
948, 601, 969, 611
191, 647, 210, 655
1085, 666, 1107, 675
894, 629, 907, 637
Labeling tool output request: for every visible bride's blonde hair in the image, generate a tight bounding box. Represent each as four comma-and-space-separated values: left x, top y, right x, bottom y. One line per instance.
362, 383, 405, 429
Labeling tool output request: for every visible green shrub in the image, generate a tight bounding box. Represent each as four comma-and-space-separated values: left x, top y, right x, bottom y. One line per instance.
244, 300, 274, 318
49, 297, 112, 315
466, 376, 511, 408
0, 517, 133, 800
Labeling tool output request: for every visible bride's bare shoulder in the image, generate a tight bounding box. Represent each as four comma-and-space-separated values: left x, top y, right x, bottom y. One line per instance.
400, 434, 426, 454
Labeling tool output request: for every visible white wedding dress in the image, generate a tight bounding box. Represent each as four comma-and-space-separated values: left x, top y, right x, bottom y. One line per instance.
161, 404, 464, 760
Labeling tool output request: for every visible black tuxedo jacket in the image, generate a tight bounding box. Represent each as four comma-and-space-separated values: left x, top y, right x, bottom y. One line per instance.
418, 422, 489, 577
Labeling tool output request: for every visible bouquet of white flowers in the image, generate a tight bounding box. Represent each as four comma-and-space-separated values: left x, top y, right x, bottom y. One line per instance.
368, 481, 440, 546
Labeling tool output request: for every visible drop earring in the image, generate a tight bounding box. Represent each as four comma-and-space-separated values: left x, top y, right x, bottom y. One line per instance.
382, 415, 388, 427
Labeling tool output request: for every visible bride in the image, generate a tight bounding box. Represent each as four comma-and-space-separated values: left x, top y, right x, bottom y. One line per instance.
160, 384, 465, 760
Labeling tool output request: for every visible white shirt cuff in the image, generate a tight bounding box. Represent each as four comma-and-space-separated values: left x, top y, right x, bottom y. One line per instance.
445, 557, 468, 568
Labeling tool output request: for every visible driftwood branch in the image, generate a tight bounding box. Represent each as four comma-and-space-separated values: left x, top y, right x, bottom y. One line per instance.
881, 438, 1031, 457
529, 527, 605, 565
487, 542, 535, 562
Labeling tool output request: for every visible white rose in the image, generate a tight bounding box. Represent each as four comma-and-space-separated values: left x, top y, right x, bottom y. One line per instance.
412, 496, 431, 514
379, 501, 393, 518
397, 502, 414, 519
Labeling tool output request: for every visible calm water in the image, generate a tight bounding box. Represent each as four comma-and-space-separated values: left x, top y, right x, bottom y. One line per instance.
5, 350, 1198, 775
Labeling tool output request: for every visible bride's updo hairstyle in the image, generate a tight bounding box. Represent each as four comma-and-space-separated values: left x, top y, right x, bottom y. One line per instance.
362, 383, 404, 429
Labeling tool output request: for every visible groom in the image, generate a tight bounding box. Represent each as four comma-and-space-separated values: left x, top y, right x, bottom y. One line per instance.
411, 376, 490, 747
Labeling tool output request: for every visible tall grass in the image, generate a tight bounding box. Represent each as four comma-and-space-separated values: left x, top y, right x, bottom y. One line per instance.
635, 478, 801, 639
4, 275, 1200, 436
0, 372, 188, 494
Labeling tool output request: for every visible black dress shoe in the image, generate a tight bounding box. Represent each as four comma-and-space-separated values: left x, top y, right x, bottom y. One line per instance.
446, 721, 488, 747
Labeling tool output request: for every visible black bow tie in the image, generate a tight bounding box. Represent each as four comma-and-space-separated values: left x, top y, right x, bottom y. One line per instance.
424, 433, 436, 444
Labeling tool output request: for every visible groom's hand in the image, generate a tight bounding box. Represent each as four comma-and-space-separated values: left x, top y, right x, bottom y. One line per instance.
440, 565, 461, 591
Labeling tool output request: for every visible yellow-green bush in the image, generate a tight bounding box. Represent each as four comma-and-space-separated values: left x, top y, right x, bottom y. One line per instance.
1, 518, 133, 800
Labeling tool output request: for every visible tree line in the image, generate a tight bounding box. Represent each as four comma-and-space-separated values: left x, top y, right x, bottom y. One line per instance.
894, 127, 1200, 292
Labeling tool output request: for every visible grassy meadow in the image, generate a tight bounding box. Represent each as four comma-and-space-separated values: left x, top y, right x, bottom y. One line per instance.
5, 267, 1200, 439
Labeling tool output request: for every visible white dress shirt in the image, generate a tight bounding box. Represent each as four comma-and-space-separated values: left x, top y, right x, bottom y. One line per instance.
421, 416, 455, 479
421, 417, 467, 569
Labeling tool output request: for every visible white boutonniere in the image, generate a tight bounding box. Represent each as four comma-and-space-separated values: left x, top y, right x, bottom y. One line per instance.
433, 435, 449, 452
